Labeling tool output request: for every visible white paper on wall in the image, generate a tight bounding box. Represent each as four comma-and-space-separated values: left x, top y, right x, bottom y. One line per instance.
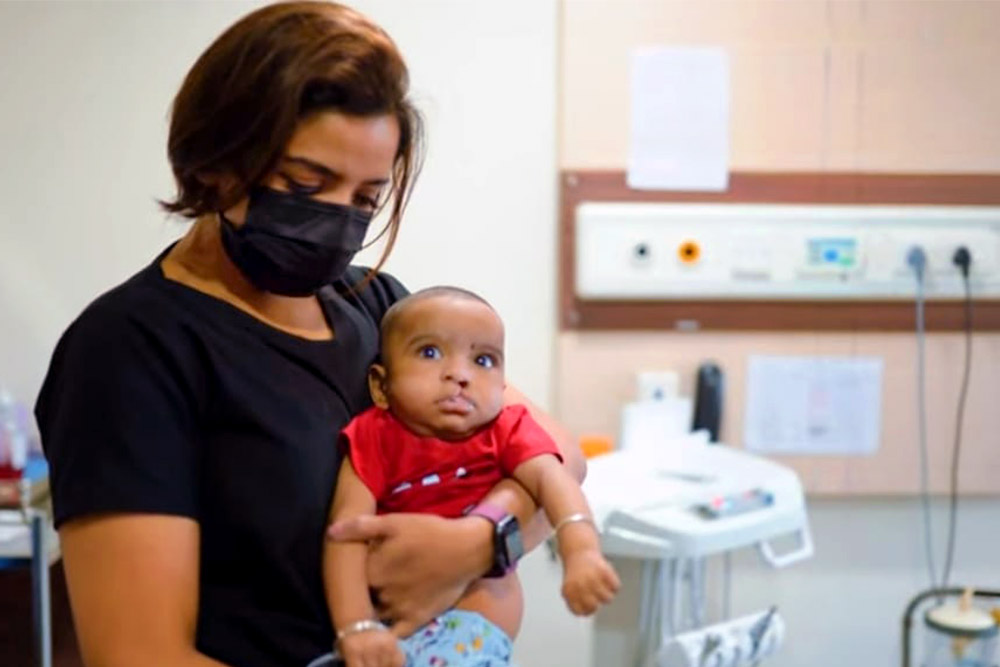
628, 46, 730, 191
744, 356, 883, 455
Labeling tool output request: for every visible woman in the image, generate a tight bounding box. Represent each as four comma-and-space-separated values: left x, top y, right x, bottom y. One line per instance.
34, 3, 583, 666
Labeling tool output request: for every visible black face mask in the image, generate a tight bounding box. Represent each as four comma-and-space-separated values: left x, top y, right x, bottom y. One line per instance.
219, 187, 372, 296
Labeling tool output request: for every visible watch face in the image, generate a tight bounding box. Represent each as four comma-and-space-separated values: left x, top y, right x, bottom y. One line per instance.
505, 527, 524, 564
497, 515, 524, 565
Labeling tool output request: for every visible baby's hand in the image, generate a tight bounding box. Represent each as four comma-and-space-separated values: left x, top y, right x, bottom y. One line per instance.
339, 627, 406, 667
561, 548, 621, 616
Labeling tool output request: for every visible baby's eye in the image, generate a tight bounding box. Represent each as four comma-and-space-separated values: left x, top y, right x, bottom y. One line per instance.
419, 345, 442, 360
475, 354, 496, 369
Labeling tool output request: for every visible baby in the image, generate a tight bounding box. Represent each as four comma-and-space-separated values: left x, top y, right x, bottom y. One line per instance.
323, 286, 619, 667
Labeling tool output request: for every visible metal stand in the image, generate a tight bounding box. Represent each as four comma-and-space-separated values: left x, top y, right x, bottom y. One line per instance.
1, 468, 55, 667
634, 557, 709, 667
635, 559, 660, 667
30, 511, 52, 667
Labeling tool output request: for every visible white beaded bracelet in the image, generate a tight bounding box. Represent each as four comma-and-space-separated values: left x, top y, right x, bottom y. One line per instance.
553, 513, 595, 535
336, 619, 388, 642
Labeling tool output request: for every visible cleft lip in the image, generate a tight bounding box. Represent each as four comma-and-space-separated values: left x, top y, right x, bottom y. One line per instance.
436, 393, 474, 414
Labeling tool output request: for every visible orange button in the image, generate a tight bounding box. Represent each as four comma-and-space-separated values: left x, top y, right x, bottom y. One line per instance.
678, 240, 701, 264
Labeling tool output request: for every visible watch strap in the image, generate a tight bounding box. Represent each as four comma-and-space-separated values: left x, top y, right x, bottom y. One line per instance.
467, 503, 516, 578
468, 502, 507, 524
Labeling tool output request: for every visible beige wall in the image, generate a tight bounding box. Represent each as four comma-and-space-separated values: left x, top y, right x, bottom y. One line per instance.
556, 0, 1000, 496
560, 0, 1000, 171
557, 331, 1000, 495
558, 2, 1000, 666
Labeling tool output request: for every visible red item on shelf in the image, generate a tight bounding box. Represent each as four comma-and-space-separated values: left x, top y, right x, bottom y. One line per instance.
0, 463, 23, 480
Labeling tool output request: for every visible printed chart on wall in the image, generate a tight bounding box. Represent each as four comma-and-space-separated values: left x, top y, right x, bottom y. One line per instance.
744, 355, 884, 456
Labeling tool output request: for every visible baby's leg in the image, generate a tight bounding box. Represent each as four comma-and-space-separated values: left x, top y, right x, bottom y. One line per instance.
401, 610, 513, 666
454, 572, 523, 640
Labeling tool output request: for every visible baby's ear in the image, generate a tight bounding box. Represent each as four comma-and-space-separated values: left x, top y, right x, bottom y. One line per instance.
368, 363, 390, 409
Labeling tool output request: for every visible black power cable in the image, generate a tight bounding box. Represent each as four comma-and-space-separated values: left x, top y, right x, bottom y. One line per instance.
940, 247, 973, 590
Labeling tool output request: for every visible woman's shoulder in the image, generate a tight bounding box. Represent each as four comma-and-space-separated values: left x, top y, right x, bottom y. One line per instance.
50, 259, 217, 384
66, 261, 194, 344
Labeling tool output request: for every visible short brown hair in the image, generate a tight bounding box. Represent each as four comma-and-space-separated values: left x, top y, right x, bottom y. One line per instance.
162, 1, 423, 270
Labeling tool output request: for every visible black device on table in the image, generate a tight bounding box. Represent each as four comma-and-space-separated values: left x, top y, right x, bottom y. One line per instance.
692, 361, 724, 442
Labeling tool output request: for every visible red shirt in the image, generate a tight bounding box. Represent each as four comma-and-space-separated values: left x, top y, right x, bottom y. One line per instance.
341, 404, 562, 518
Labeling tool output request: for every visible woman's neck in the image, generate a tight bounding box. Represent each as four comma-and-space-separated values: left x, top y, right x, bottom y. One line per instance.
161, 216, 333, 340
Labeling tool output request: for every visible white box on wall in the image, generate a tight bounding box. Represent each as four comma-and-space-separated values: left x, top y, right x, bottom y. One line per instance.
575, 202, 1000, 300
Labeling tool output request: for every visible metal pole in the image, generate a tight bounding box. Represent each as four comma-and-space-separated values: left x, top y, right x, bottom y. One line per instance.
30, 512, 52, 667
635, 560, 655, 667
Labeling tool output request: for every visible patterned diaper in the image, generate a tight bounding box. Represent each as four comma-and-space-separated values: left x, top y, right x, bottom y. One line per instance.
400, 609, 512, 667
303, 610, 512, 667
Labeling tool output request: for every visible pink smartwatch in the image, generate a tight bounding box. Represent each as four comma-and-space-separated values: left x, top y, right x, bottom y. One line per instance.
467, 503, 524, 578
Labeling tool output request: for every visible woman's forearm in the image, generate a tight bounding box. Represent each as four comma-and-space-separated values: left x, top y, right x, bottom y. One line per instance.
89, 647, 231, 667
187, 651, 232, 667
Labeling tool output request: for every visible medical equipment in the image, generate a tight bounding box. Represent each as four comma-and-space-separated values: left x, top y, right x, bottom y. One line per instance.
902, 588, 1000, 667
582, 428, 812, 666
660, 607, 785, 667
903, 247, 990, 667
691, 362, 723, 443
574, 203, 1000, 301
913, 245, 975, 593
0, 388, 33, 476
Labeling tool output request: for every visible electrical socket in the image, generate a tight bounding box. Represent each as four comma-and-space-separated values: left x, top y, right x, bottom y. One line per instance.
952, 246, 972, 277
636, 371, 680, 402
906, 245, 927, 278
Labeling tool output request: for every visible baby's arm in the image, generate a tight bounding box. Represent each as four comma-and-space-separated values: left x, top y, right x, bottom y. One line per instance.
511, 455, 620, 615
324, 458, 404, 667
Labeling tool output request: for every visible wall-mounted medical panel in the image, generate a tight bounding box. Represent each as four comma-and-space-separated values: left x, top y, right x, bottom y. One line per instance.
576, 203, 1000, 300
559, 171, 1000, 331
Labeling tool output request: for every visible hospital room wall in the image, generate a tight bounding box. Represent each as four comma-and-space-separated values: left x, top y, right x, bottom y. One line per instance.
2, 2, 996, 667
557, 2, 1000, 666
0, 2, 578, 666
0, 0, 559, 416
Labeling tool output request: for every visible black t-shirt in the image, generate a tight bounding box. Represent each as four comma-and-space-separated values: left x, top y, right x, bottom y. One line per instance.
35, 251, 407, 667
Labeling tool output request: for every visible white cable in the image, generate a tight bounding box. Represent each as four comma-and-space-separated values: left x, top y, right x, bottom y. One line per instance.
908, 247, 938, 591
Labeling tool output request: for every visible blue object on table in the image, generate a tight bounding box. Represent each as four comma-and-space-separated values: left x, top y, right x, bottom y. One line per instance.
23, 454, 49, 481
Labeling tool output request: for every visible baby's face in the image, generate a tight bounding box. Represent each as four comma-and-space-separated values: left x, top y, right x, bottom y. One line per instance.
379, 296, 506, 440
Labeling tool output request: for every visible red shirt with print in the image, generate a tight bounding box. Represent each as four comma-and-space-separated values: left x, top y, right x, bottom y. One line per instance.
341, 404, 562, 518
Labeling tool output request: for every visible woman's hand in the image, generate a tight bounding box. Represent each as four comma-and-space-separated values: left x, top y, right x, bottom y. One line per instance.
328, 513, 493, 638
